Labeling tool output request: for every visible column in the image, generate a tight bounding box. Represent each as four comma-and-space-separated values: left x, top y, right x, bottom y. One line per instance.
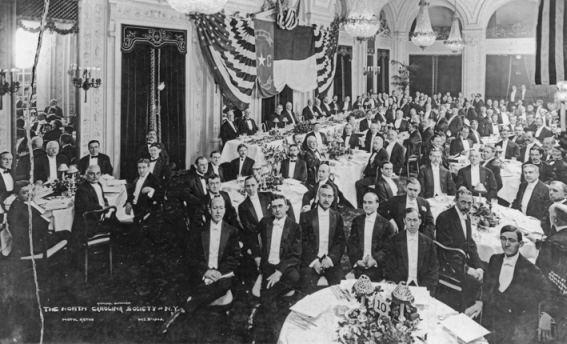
393, 31, 409, 94
462, 29, 485, 98
0, 0, 15, 153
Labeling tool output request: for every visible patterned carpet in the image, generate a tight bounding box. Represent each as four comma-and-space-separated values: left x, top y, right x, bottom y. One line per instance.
0, 172, 365, 344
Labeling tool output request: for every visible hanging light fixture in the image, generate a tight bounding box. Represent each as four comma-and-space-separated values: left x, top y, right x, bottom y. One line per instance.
411, 0, 436, 50
166, 0, 228, 15
343, 0, 381, 41
444, 0, 465, 54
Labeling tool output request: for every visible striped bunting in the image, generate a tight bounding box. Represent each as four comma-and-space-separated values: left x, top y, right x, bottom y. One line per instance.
195, 13, 256, 110
314, 17, 341, 95
535, 0, 567, 85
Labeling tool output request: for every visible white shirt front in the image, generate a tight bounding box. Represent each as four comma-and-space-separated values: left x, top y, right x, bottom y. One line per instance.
211, 164, 219, 176
208, 220, 222, 269
455, 205, 469, 239
133, 173, 148, 205
149, 160, 157, 174
386, 142, 395, 161
499, 252, 520, 292
317, 207, 331, 257
196, 172, 208, 195
395, 118, 402, 129
228, 121, 237, 133
249, 194, 264, 221
535, 126, 544, 139
288, 158, 297, 178
431, 164, 443, 196
89, 155, 99, 168
0, 168, 14, 192
47, 156, 57, 182
268, 217, 286, 265
238, 158, 245, 176
246, 119, 253, 130
524, 143, 535, 162
363, 212, 377, 259
314, 132, 323, 148
501, 140, 509, 158
383, 176, 398, 196
521, 181, 538, 215
492, 123, 499, 135
461, 137, 470, 152
407, 231, 419, 285
406, 197, 418, 211
91, 183, 105, 207
511, 90, 516, 101
471, 164, 480, 187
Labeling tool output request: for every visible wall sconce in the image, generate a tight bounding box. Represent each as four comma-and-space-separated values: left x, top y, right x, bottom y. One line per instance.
69, 64, 102, 103
0, 68, 21, 96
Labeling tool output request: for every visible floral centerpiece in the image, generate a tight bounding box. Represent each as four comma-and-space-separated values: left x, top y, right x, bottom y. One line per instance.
50, 175, 84, 197
351, 109, 367, 119
337, 276, 421, 344
293, 121, 312, 134
261, 144, 288, 165
470, 202, 500, 228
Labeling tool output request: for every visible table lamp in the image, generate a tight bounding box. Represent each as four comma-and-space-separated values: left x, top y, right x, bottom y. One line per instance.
58, 163, 69, 180
473, 183, 487, 203
67, 164, 79, 176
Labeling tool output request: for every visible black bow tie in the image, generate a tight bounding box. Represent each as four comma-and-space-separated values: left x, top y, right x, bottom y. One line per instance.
91, 155, 98, 159
3, 169, 10, 174
290, 159, 297, 162
150, 158, 158, 162
197, 174, 206, 180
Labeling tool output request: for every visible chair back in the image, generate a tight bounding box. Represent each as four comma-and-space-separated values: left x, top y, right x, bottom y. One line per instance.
434, 240, 468, 311
82, 206, 117, 242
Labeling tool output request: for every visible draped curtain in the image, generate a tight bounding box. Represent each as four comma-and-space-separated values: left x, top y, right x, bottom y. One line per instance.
333, 46, 352, 101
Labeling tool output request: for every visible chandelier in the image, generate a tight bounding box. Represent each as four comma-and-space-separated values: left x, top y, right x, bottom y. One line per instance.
343, 0, 381, 41
444, 0, 465, 54
411, 0, 436, 50
165, 0, 228, 14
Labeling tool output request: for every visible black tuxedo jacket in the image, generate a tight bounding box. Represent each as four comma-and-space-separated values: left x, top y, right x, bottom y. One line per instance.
378, 195, 435, 239
72, 181, 109, 237
0, 170, 14, 208
456, 164, 498, 200
353, 101, 364, 110
282, 109, 299, 125
363, 148, 389, 179
59, 145, 77, 165
434, 117, 448, 134
268, 114, 285, 129
465, 107, 478, 122
220, 121, 239, 144
34, 155, 68, 182
388, 142, 405, 174
359, 118, 377, 133
446, 115, 463, 138
375, 176, 396, 202
385, 109, 396, 124
364, 132, 385, 153
540, 199, 567, 237
302, 106, 315, 121
44, 106, 63, 118
302, 131, 328, 151
473, 99, 484, 113
386, 231, 439, 294
185, 171, 209, 205
551, 158, 567, 185
340, 101, 352, 112
341, 133, 360, 150
303, 149, 322, 183
7, 199, 49, 258
535, 126, 553, 143
137, 142, 169, 164
346, 213, 395, 269
192, 191, 239, 230
510, 135, 527, 146
450, 137, 474, 156
320, 103, 333, 116
393, 119, 409, 133
467, 130, 482, 145
281, 158, 307, 183
206, 162, 226, 182
150, 156, 167, 180
483, 158, 503, 191
127, 172, 164, 215
238, 118, 258, 136
228, 156, 255, 180
187, 221, 241, 286
78, 153, 113, 176
417, 163, 456, 199
521, 160, 556, 184
404, 130, 422, 160
512, 180, 551, 219
42, 129, 61, 143
258, 216, 302, 275
435, 206, 484, 273
313, 106, 324, 118
496, 140, 520, 160
300, 208, 346, 266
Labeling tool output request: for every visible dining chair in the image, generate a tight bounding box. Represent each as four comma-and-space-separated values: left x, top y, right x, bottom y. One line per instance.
82, 206, 117, 283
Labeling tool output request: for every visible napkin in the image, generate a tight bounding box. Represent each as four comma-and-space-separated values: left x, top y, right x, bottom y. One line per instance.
103, 186, 124, 194
44, 198, 72, 211
408, 286, 430, 305
441, 313, 490, 343
290, 292, 330, 318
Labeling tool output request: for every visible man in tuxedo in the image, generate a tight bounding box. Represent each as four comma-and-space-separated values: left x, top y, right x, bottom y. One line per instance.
0, 152, 14, 211
339, 96, 352, 113
78, 140, 113, 176
185, 157, 210, 218
520, 84, 532, 105
436, 188, 485, 306
542, 137, 555, 163
496, 128, 520, 160
207, 151, 225, 182
511, 125, 527, 146
385, 208, 439, 294
359, 110, 376, 133
374, 162, 398, 202
385, 103, 398, 124
473, 94, 485, 114
521, 146, 556, 184
192, 174, 239, 230
302, 99, 316, 122
228, 144, 255, 180
220, 111, 239, 145
512, 164, 551, 219
446, 108, 463, 138
161, 196, 241, 334
404, 121, 422, 162
378, 178, 435, 239
313, 98, 324, 118
355, 137, 389, 208
43, 99, 64, 118
299, 185, 346, 297
347, 192, 396, 281
282, 102, 298, 126
238, 109, 258, 136
303, 136, 322, 185
385, 130, 405, 174
539, 181, 567, 237
342, 124, 360, 150
418, 148, 456, 198
364, 123, 385, 153
257, 195, 302, 310
58, 134, 76, 165
520, 130, 542, 163
450, 126, 474, 157
508, 85, 518, 111
42, 119, 62, 143
534, 117, 553, 143
34, 141, 68, 183
481, 144, 503, 191
281, 144, 307, 183
551, 146, 567, 185
302, 122, 328, 151
124, 159, 163, 221
353, 96, 364, 110
148, 143, 167, 180
525, 113, 537, 132
137, 130, 169, 164
464, 101, 478, 123
302, 164, 352, 210
393, 109, 409, 133
321, 97, 333, 117
464, 226, 551, 344
268, 104, 285, 129
456, 149, 498, 200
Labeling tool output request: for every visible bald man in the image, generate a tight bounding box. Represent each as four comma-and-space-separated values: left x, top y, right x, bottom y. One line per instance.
34, 141, 68, 183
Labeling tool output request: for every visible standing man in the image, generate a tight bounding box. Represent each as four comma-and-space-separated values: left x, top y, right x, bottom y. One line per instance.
0, 152, 14, 215
185, 156, 209, 217
137, 130, 169, 164
228, 144, 255, 180
148, 144, 167, 180
78, 140, 114, 175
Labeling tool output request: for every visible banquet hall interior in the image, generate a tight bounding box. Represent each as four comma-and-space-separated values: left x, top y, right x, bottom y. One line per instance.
1, 0, 567, 343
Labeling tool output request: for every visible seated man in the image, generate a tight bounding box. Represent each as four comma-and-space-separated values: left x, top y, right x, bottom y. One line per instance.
436, 188, 484, 307
450, 126, 473, 156
342, 123, 360, 150
520, 130, 540, 163
540, 181, 567, 237
59, 134, 77, 165
184, 156, 209, 217
456, 149, 498, 201
206, 151, 226, 182
280, 144, 307, 184
386, 208, 439, 294
481, 144, 503, 191
301, 99, 316, 122
302, 122, 328, 151
385, 130, 405, 174
347, 192, 395, 281
512, 164, 551, 219
228, 144, 255, 180
42, 119, 63, 143
16, 136, 44, 181
302, 163, 352, 210
220, 110, 239, 145
465, 225, 551, 344
551, 145, 567, 185
521, 146, 556, 184
374, 162, 398, 203
148, 143, 167, 180
161, 196, 241, 334
192, 174, 239, 230
359, 110, 377, 132
0, 152, 14, 209
257, 195, 302, 311
299, 185, 346, 297
496, 128, 520, 160
378, 178, 435, 239
268, 104, 285, 129
355, 136, 389, 208
34, 141, 68, 183
417, 148, 455, 198
78, 140, 113, 175
303, 136, 323, 185
137, 130, 169, 164
238, 109, 258, 136
124, 159, 163, 221
363, 123, 384, 153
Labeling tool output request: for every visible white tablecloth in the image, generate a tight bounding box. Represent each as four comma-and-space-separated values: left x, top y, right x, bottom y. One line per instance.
279, 281, 488, 344
427, 196, 541, 262
330, 150, 370, 206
